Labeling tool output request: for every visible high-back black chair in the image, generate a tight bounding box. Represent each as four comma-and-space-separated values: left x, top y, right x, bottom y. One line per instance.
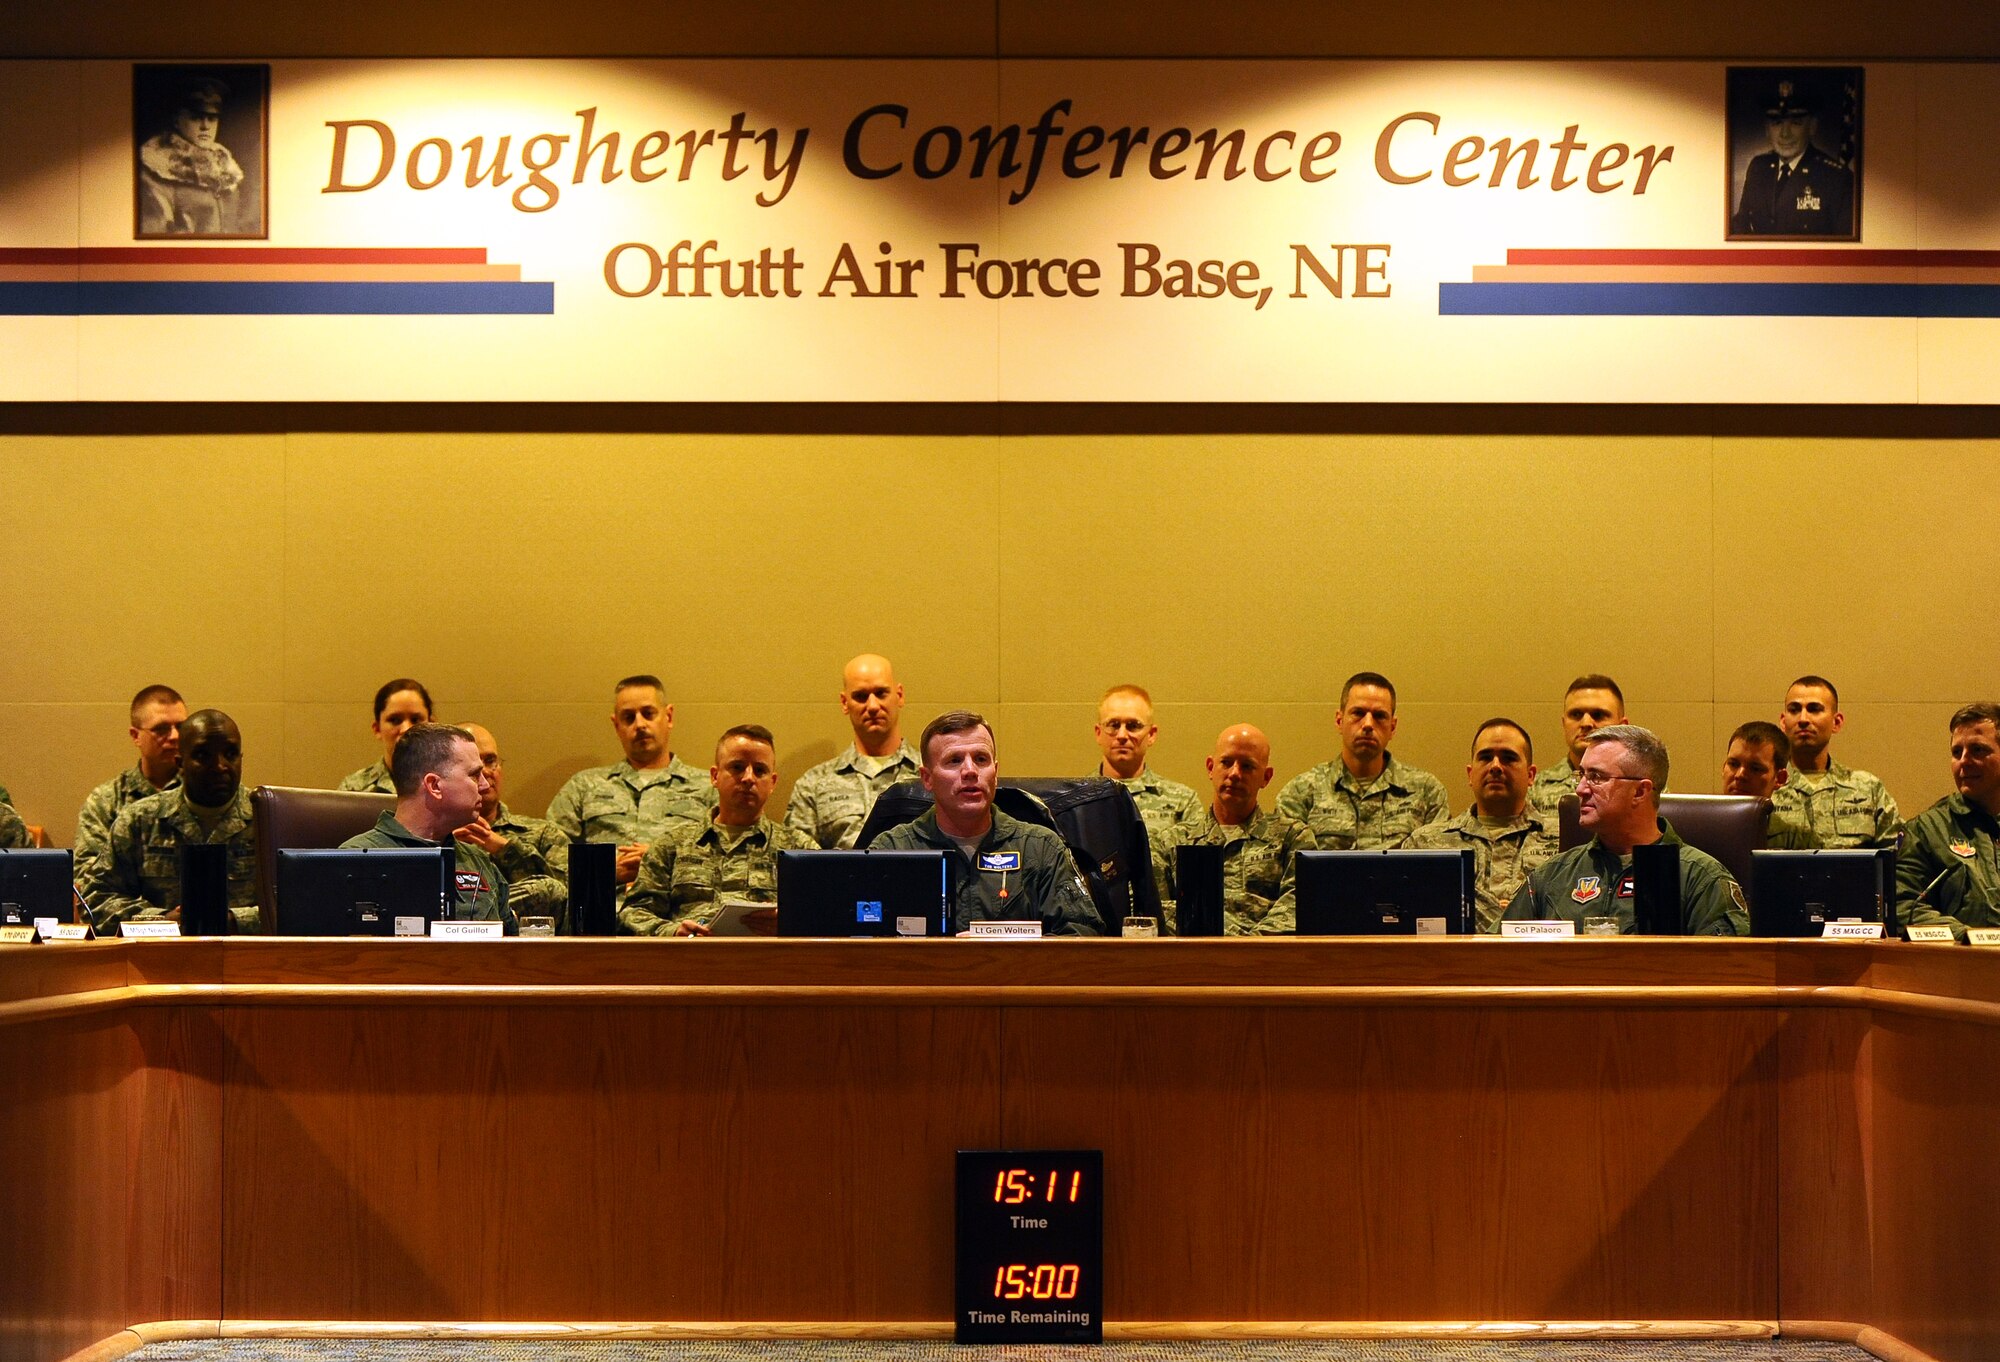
251, 785, 396, 932
1558, 792, 1770, 892
854, 777, 1158, 932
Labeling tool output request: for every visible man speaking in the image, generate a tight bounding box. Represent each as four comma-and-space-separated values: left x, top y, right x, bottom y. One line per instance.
873, 711, 1103, 936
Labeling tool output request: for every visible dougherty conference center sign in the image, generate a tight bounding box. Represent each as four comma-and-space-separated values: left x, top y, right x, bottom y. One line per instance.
1, 59, 1995, 402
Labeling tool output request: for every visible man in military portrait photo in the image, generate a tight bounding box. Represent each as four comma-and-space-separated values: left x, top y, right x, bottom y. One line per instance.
133, 64, 269, 238
1727, 67, 1861, 240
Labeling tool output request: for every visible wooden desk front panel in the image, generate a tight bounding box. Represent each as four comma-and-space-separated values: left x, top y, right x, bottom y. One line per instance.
0, 1005, 221, 1362
1003, 1004, 1780, 1322
218, 1002, 1002, 1322
1866, 1008, 2000, 1362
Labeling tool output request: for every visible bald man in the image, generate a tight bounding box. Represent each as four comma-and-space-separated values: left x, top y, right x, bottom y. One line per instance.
784, 653, 922, 848
78, 709, 260, 935
452, 723, 571, 927
1151, 724, 1317, 936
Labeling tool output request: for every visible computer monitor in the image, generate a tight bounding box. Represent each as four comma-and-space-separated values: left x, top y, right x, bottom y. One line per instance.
275, 847, 451, 937
0, 849, 74, 927
1750, 848, 1894, 938
776, 849, 950, 938
1295, 849, 1474, 936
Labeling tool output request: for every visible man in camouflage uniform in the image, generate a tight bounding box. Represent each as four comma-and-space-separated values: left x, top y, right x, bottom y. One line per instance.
1153, 723, 1314, 935
342, 723, 515, 931
1402, 718, 1559, 933
1527, 674, 1625, 820
454, 723, 569, 927
75, 683, 186, 869
78, 709, 260, 934
1276, 671, 1447, 849
623, 725, 809, 936
1720, 721, 1819, 850
1895, 702, 2000, 941
1091, 684, 1201, 839
338, 678, 433, 793
873, 711, 1103, 935
545, 674, 717, 896
784, 653, 921, 849
1506, 725, 1748, 935
1773, 675, 1901, 849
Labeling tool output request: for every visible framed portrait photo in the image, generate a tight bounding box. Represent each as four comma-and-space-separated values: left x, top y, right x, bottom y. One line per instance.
133, 63, 270, 239
1726, 65, 1862, 242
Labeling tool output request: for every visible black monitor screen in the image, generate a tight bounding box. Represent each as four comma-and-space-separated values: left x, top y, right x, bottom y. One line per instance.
776, 850, 950, 937
0, 849, 74, 926
276, 848, 450, 937
1750, 849, 1893, 938
1295, 849, 1474, 936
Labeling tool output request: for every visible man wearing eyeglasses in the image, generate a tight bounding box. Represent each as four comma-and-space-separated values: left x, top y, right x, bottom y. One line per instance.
1504, 724, 1748, 934
453, 723, 570, 927
75, 684, 186, 869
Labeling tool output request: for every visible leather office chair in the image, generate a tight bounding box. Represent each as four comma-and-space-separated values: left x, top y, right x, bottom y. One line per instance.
251, 785, 396, 932
853, 776, 1159, 932
1558, 792, 1770, 892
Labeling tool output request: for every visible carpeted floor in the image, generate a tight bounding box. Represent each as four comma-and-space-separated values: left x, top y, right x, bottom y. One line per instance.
125, 1339, 1880, 1362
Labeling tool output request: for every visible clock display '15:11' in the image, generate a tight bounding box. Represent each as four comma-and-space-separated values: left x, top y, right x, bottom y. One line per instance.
992, 1263, 1082, 1300
993, 1168, 1083, 1203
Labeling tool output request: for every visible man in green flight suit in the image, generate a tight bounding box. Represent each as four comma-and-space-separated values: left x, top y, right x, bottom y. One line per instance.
342, 723, 516, 932
872, 711, 1103, 936
1152, 723, 1315, 935
1896, 702, 2000, 941
1506, 724, 1748, 935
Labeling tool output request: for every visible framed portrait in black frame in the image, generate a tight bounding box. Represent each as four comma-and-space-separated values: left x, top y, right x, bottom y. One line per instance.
1726, 66, 1862, 241
133, 63, 270, 239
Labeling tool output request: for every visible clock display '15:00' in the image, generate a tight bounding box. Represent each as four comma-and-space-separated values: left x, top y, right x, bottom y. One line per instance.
991, 1263, 1083, 1300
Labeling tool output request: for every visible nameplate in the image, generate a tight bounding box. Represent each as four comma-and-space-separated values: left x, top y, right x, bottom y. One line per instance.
964, 920, 1043, 939
0, 926, 36, 944
1501, 920, 1577, 938
43, 923, 91, 941
429, 920, 505, 939
1966, 928, 2000, 947
1905, 924, 1956, 943
119, 921, 181, 938
1822, 921, 1885, 939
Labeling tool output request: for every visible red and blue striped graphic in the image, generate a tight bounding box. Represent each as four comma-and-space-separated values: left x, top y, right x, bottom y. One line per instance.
0, 247, 553, 314
1440, 249, 2000, 316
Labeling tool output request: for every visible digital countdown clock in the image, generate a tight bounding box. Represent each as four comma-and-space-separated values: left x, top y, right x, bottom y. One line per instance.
954, 1149, 1103, 1344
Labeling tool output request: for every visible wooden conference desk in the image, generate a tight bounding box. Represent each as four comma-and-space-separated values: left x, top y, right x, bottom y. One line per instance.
2, 938, 1995, 1362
